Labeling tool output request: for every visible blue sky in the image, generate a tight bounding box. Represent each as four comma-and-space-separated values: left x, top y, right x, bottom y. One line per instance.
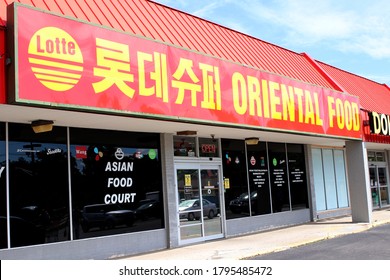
152, 0, 390, 85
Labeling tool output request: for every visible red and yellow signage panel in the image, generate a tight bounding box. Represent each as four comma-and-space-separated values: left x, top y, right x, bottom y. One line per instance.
9, 4, 362, 139
0, 28, 6, 104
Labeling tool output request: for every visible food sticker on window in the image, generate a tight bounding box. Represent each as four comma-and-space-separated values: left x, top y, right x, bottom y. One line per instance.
224, 178, 230, 189
185, 174, 191, 187
115, 148, 124, 160
148, 149, 157, 160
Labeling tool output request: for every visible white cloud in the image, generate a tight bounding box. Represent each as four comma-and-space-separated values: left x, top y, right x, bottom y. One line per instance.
153, 0, 226, 18
231, 0, 390, 59
233, 0, 358, 43
153, 0, 390, 60
191, 2, 221, 18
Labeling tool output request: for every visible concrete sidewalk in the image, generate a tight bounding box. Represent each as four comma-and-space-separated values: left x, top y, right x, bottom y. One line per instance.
123, 209, 390, 260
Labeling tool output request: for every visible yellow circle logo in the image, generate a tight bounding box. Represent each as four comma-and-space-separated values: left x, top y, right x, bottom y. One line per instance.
28, 27, 83, 91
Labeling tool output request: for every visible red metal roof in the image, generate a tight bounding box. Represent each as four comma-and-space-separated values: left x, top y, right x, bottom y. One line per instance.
0, 0, 335, 90
318, 61, 390, 115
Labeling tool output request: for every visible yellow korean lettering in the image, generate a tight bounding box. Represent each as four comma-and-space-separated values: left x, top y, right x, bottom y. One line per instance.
93, 38, 134, 98
199, 63, 221, 110
137, 51, 169, 102
138, 52, 154, 96
172, 58, 201, 106
153, 52, 168, 102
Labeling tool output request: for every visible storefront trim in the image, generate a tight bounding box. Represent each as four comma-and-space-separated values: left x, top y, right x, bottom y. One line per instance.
314, 207, 351, 221
0, 228, 167, 259
226, 209, 310, 237
345, 141, 372, 223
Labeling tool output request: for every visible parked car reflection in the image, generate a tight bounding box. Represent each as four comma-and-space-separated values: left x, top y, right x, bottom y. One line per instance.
0, 216, 45, 248
202, 195, 220, 214
9, 205, 69, 245
80, 204, 135, 232
179, 199, 217, 221
135, 199, 162, 220
19, 206, 51, 228
229, 191, 258, 214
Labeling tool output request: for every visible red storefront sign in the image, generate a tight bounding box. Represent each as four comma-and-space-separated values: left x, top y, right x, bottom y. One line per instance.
361, 109, 390, 144
0, 28, 5, 104
8, 4, 361, 139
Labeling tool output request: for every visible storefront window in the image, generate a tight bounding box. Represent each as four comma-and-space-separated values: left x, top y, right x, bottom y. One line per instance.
174, 136, 219, 158
368, 151, 386, 162
70, 128, 163, 240
370, 165, 389, 208
312, 148, 349, 212
323, 149, 338, 209
221, 139, 249, 219
368, 151, 376, 162
223, 139, 309, 219
8, 123, 69, 248
246, 142, 271, 215
334, 150, 348, 208
268, 143, 290, 212
0, 123, 6, 249
376, 152, 385, 162
174, 136, 196, 157
288, 144, 309, 210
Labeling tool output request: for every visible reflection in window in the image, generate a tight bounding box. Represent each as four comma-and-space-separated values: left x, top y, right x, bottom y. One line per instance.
177, 169, 200, 204
8, 123, 69, 248
222, 139, 308, 219
222, 139, 249, 219
173, 136, 196, 157
368, 151, 376, 162
368, 151, 386, 162
312, 148, 349, 211
376, 152, 385, 162
70, 128, 164, 240
247, 142, 271, 215
323, 149, 338, 209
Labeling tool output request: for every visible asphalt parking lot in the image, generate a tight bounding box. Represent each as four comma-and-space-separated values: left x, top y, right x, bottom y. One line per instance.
250, 222, 390, 260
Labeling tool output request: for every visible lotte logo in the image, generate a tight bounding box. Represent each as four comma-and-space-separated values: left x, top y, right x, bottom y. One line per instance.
28, 27, 83, 91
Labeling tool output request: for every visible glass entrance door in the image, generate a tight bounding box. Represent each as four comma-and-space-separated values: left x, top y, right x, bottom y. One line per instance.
370, 165, 389, 208
176, 163, 223, 244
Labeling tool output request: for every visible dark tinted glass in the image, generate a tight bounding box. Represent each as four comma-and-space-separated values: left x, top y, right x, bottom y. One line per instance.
268, 142, 290, 212
247, 142, 271, 215
222, 140, 309, 219
173, 136, 196, 157
70, 128, 164, 239
221, 139, 249, 219
0, 123, 6, 249
8, 123, 69, 248
287, 144, 309, 209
